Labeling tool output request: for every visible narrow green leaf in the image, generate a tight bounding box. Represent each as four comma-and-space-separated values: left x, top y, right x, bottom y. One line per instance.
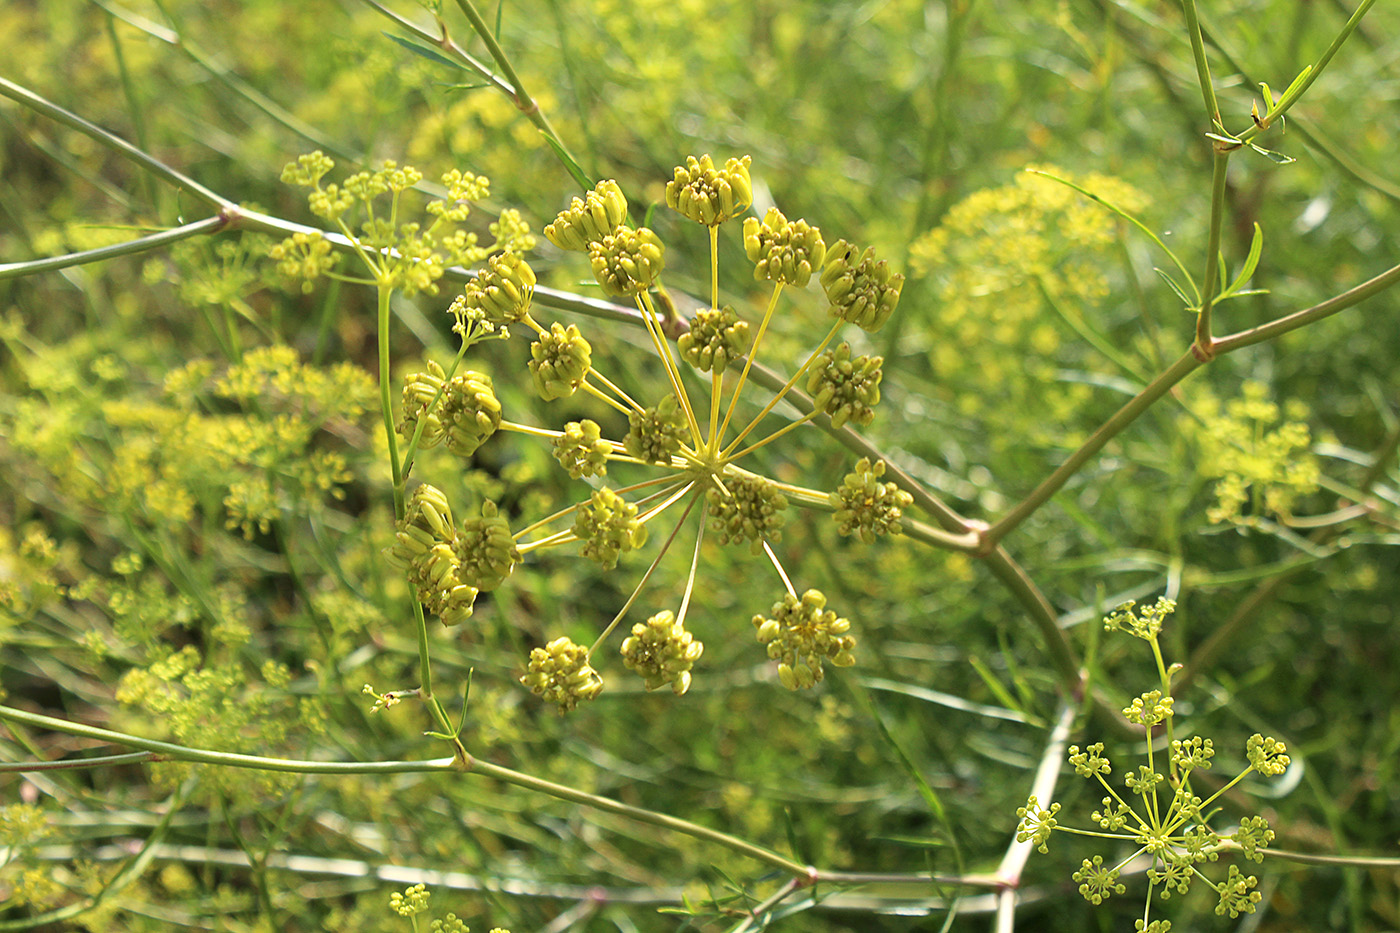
494, 0, 504, 39
1259, 81, 1276, 110
1153, 267, 1196, 309
1221, 222, 1264, 299
543, 132, 594, 191
1249, 142, 1296, 164
967, 655, 1024, 717
1029, 168, 1197, 300
383, 32, 463, 70
1279, 64, 1314, 105
1205, 132, 1244, 149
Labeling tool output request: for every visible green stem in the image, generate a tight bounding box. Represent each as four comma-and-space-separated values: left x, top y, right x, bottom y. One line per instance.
1194, 151, 1230, 352
0, 704, 808, 876
1213, 259, 1400, 352
988, 350, 1204, 546
1177, 0, 1222, 123
0, 75, 230, 209
1237, 0, 1378, 141
0, 216, 227, 281
447, 0, 584, 176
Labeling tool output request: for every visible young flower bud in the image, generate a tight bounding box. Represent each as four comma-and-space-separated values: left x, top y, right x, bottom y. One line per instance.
620, 610, 704, 695
807, 343, 883, 428
588, 227, 666, 298
397, 361, 449, 449
528, 322, 592, 401
572, 487, 648, 569
553, 419, 613, 479
677, 305, 749, 373
665, 154, 753, 226
441, 370, 502, 456
821, 239, 904, 333
752, 589, 856, 690
461, 251, 536, 324
743, 208, 825, 287
520, 636, 604, 712
454, 501, 521, 591
623, 395, 688, 464
830, 458, 913, 543
387, 485, 457, 572
410, 543, 479, 626
544, 180, 629, 251
708, 472, 787, 552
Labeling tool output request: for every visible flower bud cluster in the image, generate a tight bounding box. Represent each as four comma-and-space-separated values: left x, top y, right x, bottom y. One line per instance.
665, 154, 753, 226
1245, 734, 1290, 776
461, 251, 535, 324
830, 458, 912, 543
743, 208, 825, 287
821, 239, 904, 333
397, 362, 502, 457
529, 322, 592, 401
588, 227, 666, 298
520, 636, 604, 712
708, 472, 787, 551
623, 396, 688, 464
677, 305, 749, 373
384, 485, 479, 625
752, 589, 856, 690
544, 180, 629, 252
572, 487, 648, 569
454, 501, 521, 592
620, 610, 704, 695
807, 343, 883, 428
552, 419, 612, 479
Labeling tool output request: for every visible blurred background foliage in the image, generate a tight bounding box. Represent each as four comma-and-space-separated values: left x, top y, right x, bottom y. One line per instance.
1, 0, 1399, 929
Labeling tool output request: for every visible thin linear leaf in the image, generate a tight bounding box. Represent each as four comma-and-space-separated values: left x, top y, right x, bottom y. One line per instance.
543, 132, 594, 191
1028, 168, 1197, 300
1220, 222, 1264, 300
1153, 267, 1196, 309
383, 32, 465, 70
1249, 142, 1296, 164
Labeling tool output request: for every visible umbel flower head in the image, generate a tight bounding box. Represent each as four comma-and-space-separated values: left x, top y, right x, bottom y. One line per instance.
588, 226, 666, 298
385, 483, 456, 570
461, 250, 536, 324
520, 636, 604, 712
831, 458, 913, 543
752, 589, 856, 690
529, 322, 591, 401
573, 487, 648, 569
623, 396, 688, 464
666, 154, 753, 226
620, 610, 704, 695
708, 472, 788, 551
808, 343, 884, 429
440, 370, 503, 456
397, 362, 503, 457
553, 419, 612, 479
678, 305, 749, 373
454, 500, 521, 592
821, 239, 905, 333
743, 208, 826, 287
543, 179, 629, 252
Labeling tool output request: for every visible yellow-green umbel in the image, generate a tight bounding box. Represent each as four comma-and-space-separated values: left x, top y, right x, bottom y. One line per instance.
520, 636, 604, 712
821, 239, 905, 333
454, 501, 521, 592
528, 323, 592, 401
752, 589, 856, 690
807, 343, 884, 429
708, 472, 788, 552
623, 395, 688, 464
588, 226, 666, 298
462, 250, 536, 324
552, 419, 612, 479
678, 305, 749, 373
743, 208, 825, 287
572, 487, 649, 569
830, 458, 912, 543
620, 610, 704, 695
665, 154, 753, 226
543, 179, 629, 252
